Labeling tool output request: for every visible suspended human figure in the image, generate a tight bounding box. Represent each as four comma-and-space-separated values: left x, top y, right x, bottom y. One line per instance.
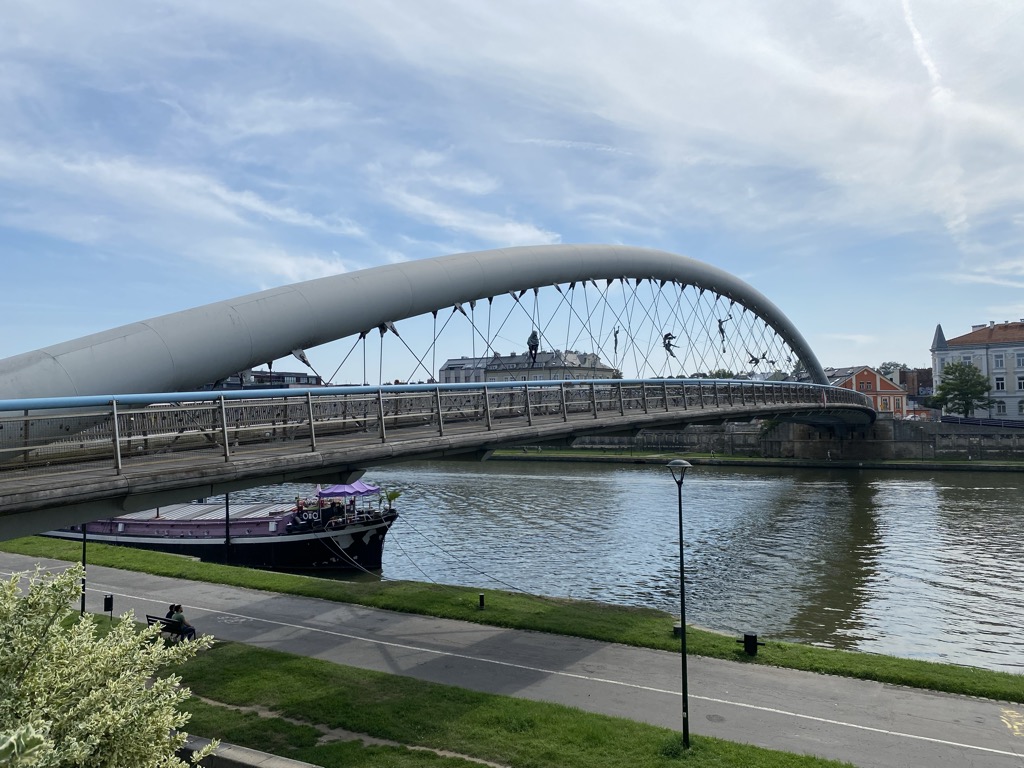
613, 326, 619, 356
663, 332, 677, 358
717, 314, 732, 353
527, 330, 540, 366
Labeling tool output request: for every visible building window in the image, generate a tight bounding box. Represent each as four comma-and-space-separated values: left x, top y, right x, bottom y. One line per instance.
995, 400, 1007, 415
994, 353, 1005, 369
858, 381, 873, 391
1017, 352, 1024, 368
1018, 375, 1024, 390
995, 377, 1005, 391
895, 397, 902, 411
1019, 401, 1024, 416
961, 355, 973, 364
880, 397, 890, 411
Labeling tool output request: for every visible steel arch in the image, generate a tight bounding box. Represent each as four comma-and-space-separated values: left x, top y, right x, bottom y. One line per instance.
0, 244, 827, 400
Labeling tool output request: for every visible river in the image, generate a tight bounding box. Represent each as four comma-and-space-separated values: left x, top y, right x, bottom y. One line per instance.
233, 460, 1024, 673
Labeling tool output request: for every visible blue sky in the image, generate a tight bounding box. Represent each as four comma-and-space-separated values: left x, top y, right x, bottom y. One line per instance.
2, 0, 1023, 378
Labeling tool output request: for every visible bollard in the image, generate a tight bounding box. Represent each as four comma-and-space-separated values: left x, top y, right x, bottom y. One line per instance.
103, 594, 114, 621
479, 593, 485, 610
737, 632, 765, 656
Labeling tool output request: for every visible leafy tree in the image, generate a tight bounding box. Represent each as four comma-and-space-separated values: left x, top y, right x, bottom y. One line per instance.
931, 361, 997, 416
877, 361, 908, 377
0, 565, 215, 768
707, 368, 735, 379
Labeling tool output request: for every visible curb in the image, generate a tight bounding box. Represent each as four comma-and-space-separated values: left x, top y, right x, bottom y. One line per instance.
180, 735, 320, 768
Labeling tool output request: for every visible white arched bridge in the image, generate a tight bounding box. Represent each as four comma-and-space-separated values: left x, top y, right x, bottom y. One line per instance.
0, 245, 874, 535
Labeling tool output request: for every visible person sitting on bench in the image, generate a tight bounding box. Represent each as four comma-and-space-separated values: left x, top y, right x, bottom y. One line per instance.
169, 604, 197, 640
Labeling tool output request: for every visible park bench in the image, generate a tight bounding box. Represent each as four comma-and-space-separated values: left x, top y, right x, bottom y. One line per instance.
145, 614, 183, 641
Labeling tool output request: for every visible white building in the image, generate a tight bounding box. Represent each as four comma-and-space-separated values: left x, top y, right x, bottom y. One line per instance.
931, 320, 1024, 418
440, 349, 619, 383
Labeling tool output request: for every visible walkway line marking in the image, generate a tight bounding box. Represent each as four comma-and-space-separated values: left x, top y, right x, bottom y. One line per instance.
86, 581, 1022, 761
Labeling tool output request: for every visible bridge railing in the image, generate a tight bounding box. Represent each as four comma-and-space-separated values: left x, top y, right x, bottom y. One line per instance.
0, 379, 871, 480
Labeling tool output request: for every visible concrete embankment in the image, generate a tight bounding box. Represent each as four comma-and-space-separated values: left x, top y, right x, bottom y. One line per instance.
490, 450, 1024, 473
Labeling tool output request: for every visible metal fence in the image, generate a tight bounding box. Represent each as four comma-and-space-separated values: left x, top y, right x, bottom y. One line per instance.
0, 379, 871, 481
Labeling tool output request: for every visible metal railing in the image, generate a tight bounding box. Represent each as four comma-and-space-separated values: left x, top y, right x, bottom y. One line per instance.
0, 379, 872, 482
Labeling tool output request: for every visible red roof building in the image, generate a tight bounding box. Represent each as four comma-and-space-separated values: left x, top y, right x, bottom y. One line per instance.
824, 366, 910, 418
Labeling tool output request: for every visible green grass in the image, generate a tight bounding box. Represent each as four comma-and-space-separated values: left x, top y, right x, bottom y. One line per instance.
3, 535, 1022, 704
179, 641, 856, 768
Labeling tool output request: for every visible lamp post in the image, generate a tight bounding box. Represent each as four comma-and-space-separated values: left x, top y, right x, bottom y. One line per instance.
667, 459, 691, 749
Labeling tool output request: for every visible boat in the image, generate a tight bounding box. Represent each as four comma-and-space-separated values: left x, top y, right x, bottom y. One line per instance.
44, 481, 398, 572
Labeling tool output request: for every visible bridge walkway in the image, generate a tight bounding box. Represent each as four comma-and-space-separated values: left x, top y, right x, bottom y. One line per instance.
0, 380, 874, 532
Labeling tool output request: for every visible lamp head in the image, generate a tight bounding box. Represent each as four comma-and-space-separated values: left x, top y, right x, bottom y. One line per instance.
667, 459, 691, 485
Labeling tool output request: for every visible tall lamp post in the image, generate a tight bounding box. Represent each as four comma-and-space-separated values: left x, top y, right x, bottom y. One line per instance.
667, 459, 692, 749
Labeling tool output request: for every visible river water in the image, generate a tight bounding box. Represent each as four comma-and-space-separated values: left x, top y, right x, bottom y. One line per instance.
233, 460, 1024, 673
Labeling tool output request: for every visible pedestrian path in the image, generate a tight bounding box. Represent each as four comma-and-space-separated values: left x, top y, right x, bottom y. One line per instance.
2, 553, 1020, 768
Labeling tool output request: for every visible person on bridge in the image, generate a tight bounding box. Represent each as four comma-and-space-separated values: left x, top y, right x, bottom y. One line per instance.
170, 604, 197, 641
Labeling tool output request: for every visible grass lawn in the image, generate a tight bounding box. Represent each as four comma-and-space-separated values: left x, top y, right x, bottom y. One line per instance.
179, 641, 857, 768
2, 535, 1021, 705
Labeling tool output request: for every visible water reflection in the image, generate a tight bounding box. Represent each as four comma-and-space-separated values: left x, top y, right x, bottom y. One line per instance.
230, 460, 1024, 672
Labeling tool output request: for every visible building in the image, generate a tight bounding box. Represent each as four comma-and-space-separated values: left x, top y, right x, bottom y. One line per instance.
823, 366, 910, 418
204, 368, 323, 390
931, 320, 1024, 418
896, 367, 937, 420
440, 349, 619, 383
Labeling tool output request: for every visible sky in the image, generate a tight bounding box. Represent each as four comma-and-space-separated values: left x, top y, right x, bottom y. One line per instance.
2, 0, 1023, 380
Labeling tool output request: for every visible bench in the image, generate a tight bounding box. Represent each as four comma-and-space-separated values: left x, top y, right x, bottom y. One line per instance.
146, 614, 183, 641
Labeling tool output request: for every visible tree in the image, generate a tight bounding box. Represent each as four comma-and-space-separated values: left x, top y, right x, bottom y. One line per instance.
877, 361, 908, 378
931, 361, 997, 417
0, 565, 215, 768
707, 368, 735, 379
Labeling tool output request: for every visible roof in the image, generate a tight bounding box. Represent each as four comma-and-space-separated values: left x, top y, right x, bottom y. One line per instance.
822, 365, 908, 393
945, 321, 1024, 347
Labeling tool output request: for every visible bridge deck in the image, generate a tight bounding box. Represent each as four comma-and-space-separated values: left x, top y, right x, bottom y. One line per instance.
0, 379, 874, 536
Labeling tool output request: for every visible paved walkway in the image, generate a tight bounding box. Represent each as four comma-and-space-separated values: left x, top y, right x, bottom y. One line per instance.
3, 553, 1021, 768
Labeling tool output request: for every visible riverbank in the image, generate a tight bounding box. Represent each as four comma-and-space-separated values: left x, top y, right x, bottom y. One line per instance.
2, 535, 1020, 703
181, 641, 860, 768
489, 447, 1024, 472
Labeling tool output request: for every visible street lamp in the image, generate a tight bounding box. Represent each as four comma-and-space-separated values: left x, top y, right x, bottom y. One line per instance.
667, 458, 692, 749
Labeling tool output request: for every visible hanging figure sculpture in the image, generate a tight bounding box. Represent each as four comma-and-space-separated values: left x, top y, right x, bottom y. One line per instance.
717, 314, 733, 353
662, 332, 677, 358
527, 329, 540, 367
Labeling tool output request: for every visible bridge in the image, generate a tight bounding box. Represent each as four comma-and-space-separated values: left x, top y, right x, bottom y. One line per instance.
0, 244, 874, 536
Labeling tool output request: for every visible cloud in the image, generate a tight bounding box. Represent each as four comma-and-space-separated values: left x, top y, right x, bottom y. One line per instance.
188, 238, 352, 285
0, 145, 364, 244
514, 138, 632, 156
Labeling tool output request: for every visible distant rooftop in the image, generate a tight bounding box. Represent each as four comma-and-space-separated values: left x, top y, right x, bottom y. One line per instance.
946, 320, 1024, 347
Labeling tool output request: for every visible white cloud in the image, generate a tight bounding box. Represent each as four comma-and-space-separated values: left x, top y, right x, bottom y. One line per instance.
188, 238, 352, 284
